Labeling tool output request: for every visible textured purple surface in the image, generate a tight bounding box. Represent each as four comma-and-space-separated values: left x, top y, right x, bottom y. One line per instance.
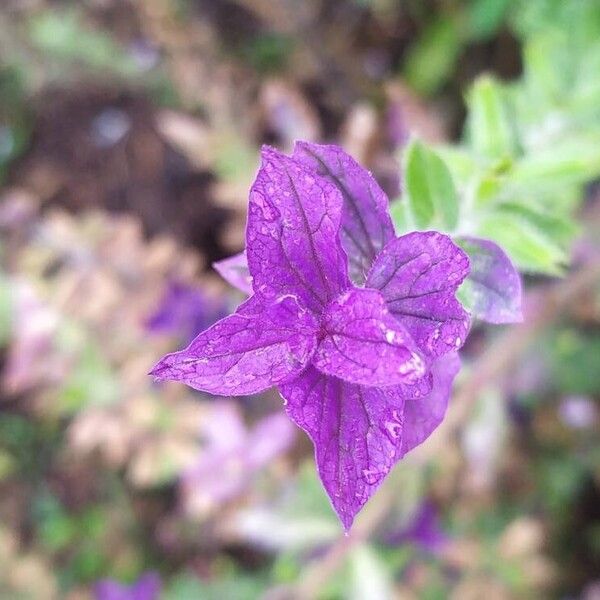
150, 294, 318, 395
293, 142, 395, 284
280, 365, 407, 530
314, 288, 426, 387
152, 144, 471, 529
400, 351, 460, 456
366, 231, 470, 358
94, 572, 161, 600
246, 146, 350, 312
213, 251, 253, 295
457, 236, 523, 324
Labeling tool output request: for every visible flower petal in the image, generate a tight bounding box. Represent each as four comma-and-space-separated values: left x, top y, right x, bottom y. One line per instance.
150, 295, 318, 396
366, 231, 470, 358
293, 142, 395, 284
213, 251, 253, 295
456, 236, 523, 324
280, 366, 407, 531
313, 288, 427, 387
399, 351, 460, 456
246, 146, 350, 312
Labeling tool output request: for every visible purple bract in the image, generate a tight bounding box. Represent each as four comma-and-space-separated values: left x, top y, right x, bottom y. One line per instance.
151, 142, 470, 529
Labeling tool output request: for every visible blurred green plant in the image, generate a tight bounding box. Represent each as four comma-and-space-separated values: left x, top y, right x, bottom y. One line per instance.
403, 0, 514, 96
393, 0, 600, 316
27, 10, 138, 78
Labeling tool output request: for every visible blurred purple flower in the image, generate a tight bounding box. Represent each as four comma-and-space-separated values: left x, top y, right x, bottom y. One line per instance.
152, 143, 471, 530
558, 395, 598, 429
385, 501, 449, 554
94, 572, 161, 600
180, 402, 295, 515
146, 281, 226, 342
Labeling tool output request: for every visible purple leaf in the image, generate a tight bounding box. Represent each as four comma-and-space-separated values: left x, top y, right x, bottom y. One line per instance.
280, 366, 407, 531
314, 288, 427, 387
293, 142, 395, 285
400, 351, 460, 456
94, 572, 161, 600
213, 251, 253, 295
150, 294, 318, 395
246, 146, 350, 312
366, 231, 470, 358
456, 236, 523, 324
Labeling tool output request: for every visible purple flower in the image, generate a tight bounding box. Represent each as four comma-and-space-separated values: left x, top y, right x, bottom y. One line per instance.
558, 395, 598, 429
94, 572, 161, 600
180, 402, 295, 515
146, 281, 226, 342
385, 501, 449, 554
151, 143, 470, 529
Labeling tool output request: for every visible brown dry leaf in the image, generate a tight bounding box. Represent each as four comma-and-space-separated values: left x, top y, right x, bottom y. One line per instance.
498, 518, 546, 560
155, 110, 213, 170
385, 82, 446, 143
340, 103, 378, 166
450, 577, 511, 600
259, 78, 321, 150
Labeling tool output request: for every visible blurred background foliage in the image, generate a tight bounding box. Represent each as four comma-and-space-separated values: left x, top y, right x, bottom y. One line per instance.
0, 0, 599, 598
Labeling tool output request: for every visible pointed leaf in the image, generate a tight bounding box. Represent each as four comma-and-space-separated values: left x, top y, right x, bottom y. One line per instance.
280, 366, 407, 530
404, 140, 459, 230
213, 252, 253, 295
366, 231, 470, 358
150, 295, 318, 396
466, 75, 517, 160
313, 288, 427, 387
246, 147, 350, 313
477, 212, 567, 274
293, 142, 395, 284
456, 237, 523, 324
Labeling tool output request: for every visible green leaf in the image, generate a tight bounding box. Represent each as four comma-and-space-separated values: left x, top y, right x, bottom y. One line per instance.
466, 76, 518, 160
28, 9, 137, 76
509, 131, 600, 190
389, 198, 412, 235
477, 213, 567, 274
547, 329, 600, 395
522, 31, 571, 104
404, 140, 459, 230
495, 203, 579, 249
403, 16, 463, 96
164, 572, 265, 600
467, 0, 512, 41
0, 272, 12, 346
472, 173, 503, 209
